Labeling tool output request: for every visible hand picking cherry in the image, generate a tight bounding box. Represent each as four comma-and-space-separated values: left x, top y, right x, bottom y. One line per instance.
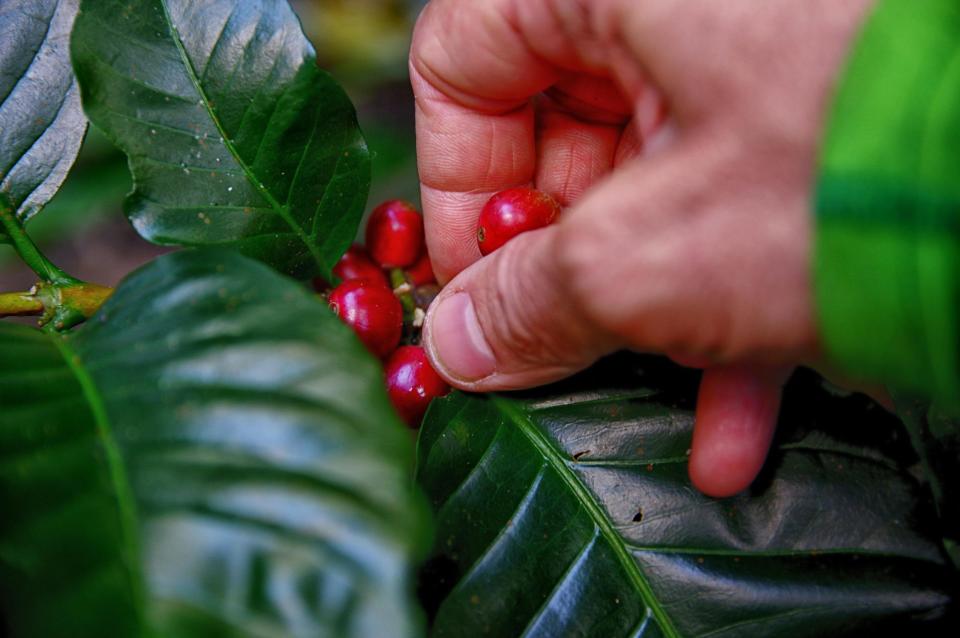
318, 199, 451, 428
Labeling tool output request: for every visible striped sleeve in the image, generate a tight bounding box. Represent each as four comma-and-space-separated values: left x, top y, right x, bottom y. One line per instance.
815, 0, 960, 410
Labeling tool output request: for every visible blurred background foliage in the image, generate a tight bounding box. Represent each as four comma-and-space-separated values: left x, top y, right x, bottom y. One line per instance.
0, 0, 425, 288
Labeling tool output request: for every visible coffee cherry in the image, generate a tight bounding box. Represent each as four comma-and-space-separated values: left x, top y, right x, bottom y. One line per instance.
406, 250, 436, 286
384, 345, 450, 427
477, 187, 561, 255
329, 280, 402, 358
366, 200, 424, 268
334, 244, 389, 287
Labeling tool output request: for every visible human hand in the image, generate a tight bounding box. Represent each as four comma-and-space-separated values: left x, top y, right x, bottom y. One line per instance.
410, 0, 873, 496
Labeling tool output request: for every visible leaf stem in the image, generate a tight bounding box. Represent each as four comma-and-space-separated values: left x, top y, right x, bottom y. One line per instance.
0, 282, 113, 328
390, 268, 416, 316
55, 282, 114, 328
0, 291, 44, 317
0, 196, 113, 328
0, 197, 79, 285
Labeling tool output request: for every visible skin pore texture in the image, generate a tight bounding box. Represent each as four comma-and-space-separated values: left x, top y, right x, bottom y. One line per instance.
410, 0, 874, 496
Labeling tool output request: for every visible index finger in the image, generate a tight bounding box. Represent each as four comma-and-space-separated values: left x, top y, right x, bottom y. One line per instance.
410, 0, 559, 282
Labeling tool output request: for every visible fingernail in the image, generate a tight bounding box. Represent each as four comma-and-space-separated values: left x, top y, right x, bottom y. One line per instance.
426, 292, 496, 381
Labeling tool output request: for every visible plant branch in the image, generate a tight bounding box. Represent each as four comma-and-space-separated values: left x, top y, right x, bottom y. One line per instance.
0, 283, 113, 328
57, 283, 114, 326
0, 195, 113, 329
0, 291, 44, 317
0, 198, 78, 285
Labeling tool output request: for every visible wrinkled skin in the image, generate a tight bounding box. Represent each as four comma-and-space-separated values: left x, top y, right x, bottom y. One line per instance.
410, 0, 875, 496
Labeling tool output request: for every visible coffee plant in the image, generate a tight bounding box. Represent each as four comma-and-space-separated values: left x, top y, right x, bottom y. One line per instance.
0, 1, 956, 636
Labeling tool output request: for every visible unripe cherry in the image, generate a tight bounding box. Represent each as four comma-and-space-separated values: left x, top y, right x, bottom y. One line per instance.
477, 187, 561, 255
334, 244, 389, 286
366, 200, 424, 268
328, 280, 402, 359
384, 345, 450, 427
406, 250, 436, 286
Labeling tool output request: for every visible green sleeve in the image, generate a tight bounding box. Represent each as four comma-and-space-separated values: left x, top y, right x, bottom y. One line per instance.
815, 0, 960, 410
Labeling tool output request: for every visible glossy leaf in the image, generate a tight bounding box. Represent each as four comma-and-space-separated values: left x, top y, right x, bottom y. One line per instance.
417, 356, 957, 637
70, 0, 370, 278
894, 391, 960, 569
0, 249, 428, 637
0, 0, 88, 241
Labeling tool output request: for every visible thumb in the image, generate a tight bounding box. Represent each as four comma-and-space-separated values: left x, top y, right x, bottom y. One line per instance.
422, 225, 618, 392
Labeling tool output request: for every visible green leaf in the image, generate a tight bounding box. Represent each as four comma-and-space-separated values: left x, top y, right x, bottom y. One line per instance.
0, 249, 429, 637
0, 0, 88, 242
893, 392, 960, 569
70, 0, 370, 278
417, 356, 957, 637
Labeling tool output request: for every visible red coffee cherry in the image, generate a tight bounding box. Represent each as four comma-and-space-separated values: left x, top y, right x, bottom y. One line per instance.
328, 280, 402, 359
366, 200, 424, 268
477, 187, 561, 255
384, 345, 450, 427
334, 244, 389, 287
406, 250, 436, 286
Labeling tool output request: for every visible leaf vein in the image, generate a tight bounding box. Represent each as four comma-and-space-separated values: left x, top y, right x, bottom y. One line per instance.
434, 425, 508, 520
492, 395, 680, 637
77, 43, 198, 103
0, 1, 55, 107
1, 79, 74, 210
440, 465, 548, 603
198, 2, 240, 83
157, 0, 325, 272
49, 334, 146, 622
517, 527, 601, 638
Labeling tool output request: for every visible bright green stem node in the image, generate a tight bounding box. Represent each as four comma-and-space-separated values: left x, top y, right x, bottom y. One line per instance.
0, 282, 114, 329
1, 196, 113, 329
390, 268, 416, 317
49, 282, 115, 329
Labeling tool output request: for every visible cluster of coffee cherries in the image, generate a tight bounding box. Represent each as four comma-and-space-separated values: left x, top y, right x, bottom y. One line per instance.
316, 199, 445, 427
320, 187, 561, 428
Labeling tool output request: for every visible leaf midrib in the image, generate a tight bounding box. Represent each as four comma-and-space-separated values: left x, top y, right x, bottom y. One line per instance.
50, 332, 147, 625
157, 0, 326, 272
491, 395, 680, 638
